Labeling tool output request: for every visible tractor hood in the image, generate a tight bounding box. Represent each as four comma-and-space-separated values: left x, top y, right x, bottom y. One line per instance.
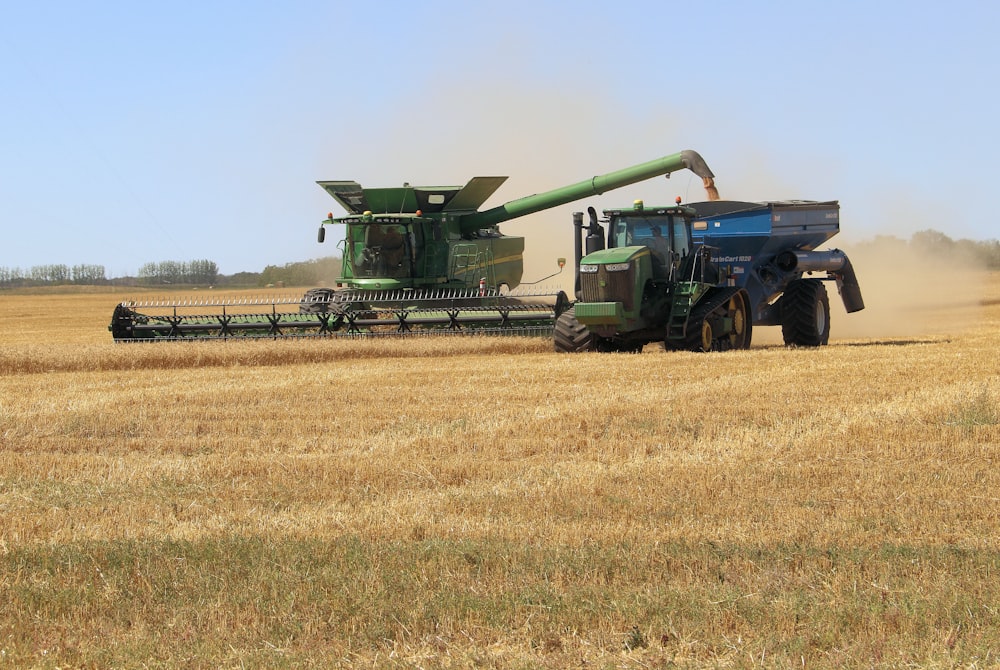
580, 246, 651, 266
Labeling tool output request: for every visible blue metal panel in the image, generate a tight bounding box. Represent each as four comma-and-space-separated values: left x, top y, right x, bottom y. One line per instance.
695, 210, 773, 237
691, 200, 839, 258
689, 200, 841, 322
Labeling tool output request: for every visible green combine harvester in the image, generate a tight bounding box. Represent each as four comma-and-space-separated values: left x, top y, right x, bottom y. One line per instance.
109, 150, 720, 341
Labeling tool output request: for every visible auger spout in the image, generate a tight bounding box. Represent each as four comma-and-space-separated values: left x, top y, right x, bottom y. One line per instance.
775, 249, 865, 313
458, 149, 717, 233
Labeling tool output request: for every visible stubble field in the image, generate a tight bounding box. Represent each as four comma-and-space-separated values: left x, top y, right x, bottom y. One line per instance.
1, 273, 998, 668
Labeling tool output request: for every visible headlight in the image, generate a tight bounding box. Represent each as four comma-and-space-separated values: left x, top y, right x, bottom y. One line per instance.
579, 264, 599, 273
605, 262, 631, 272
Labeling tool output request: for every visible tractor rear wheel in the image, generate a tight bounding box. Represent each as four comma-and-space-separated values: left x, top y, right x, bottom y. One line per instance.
780, 279, 830, 346
665, 287, 752, 352
699, 319, 714, 352
727, 290, 752, 350
554, 308, 595, 353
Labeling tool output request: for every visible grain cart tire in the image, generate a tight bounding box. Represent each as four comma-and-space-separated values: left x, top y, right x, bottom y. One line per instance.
554, 308, 595, 353
780, 279, 830, 346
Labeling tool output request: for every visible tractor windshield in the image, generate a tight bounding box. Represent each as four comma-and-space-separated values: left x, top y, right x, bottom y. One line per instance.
609, 214, 693, 279
613, 215, 691, 265
350, 222, 411, 278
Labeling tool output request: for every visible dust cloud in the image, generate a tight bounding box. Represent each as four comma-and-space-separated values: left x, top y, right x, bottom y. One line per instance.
325, 75, 721, 294
824, 237, 988, 341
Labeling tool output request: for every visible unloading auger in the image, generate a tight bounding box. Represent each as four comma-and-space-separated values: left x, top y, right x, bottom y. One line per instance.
109, 150, 718, 341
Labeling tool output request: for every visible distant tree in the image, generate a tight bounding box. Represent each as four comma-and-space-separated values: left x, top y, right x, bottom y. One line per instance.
911, 229, 955, 256
220, 271, 262, 287
29, 264, 70, 283
0, 266, 29, 287
908, 229, 1000, 269
187, 259, 219, 285
980, 240, 1000, 269
71, 264, 107, 284
259, 257, 341, 287
138, 259, 220, 285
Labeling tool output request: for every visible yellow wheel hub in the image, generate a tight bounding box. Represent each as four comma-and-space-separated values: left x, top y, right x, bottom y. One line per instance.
701, 320, 713, 351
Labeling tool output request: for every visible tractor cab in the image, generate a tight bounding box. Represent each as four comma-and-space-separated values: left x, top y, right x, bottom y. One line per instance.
606, 201, 696, 279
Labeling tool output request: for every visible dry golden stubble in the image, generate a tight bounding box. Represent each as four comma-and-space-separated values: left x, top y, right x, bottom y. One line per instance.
2, 320, 997, 550
0, 278, 998, 665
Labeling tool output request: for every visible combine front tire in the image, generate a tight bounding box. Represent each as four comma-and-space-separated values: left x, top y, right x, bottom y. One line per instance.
299, 288, 334, 314
554, 308, 595, 353
780, 279, 830, 346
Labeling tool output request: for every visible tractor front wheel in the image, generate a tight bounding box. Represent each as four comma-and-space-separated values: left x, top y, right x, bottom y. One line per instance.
554, 308, 595, 353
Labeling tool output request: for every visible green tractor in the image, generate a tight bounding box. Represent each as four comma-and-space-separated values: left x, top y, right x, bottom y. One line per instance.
556, 199, 752, 353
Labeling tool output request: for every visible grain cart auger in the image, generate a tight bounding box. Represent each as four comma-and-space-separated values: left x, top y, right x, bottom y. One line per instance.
109, 150, 719, 341
554, 195, 864, 353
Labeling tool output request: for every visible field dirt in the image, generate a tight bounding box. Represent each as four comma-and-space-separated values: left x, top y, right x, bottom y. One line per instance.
0, 277, 998, 667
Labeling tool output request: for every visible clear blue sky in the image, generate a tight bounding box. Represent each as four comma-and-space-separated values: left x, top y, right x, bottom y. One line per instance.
1, 1, 997, 277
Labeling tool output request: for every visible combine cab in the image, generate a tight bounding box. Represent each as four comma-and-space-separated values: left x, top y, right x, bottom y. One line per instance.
110, 150, 719, 341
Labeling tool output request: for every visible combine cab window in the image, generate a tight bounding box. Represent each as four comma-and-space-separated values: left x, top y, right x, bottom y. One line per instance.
352, 223, 411, 278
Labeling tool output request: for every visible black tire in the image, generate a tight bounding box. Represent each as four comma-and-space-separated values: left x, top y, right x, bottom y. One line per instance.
663, 302, 711, 353
553, 308, 595, 353
727, 289, 753, 350
299, 288, 334, 314
780, 279, 830, 346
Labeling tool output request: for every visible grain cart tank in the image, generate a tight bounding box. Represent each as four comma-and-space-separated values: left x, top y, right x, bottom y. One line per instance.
688, 200, 864, 346
110, 150, 718, 341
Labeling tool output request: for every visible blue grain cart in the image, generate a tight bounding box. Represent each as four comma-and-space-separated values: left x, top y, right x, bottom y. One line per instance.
689, 200, 864, 346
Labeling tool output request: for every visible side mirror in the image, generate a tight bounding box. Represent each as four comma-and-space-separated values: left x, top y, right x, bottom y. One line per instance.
317, 226, 326, 243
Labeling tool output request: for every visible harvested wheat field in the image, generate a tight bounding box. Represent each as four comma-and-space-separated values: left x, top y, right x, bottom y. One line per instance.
1, 274, 998, 668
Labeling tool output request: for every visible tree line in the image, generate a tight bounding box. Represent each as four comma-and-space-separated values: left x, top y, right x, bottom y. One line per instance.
860, 231, 1000, 269
0, 264, 108, 286
0, 257, 343, 289
1, 228, 997, 289
909, 230, 1000, 268
136, 259, 219, 285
